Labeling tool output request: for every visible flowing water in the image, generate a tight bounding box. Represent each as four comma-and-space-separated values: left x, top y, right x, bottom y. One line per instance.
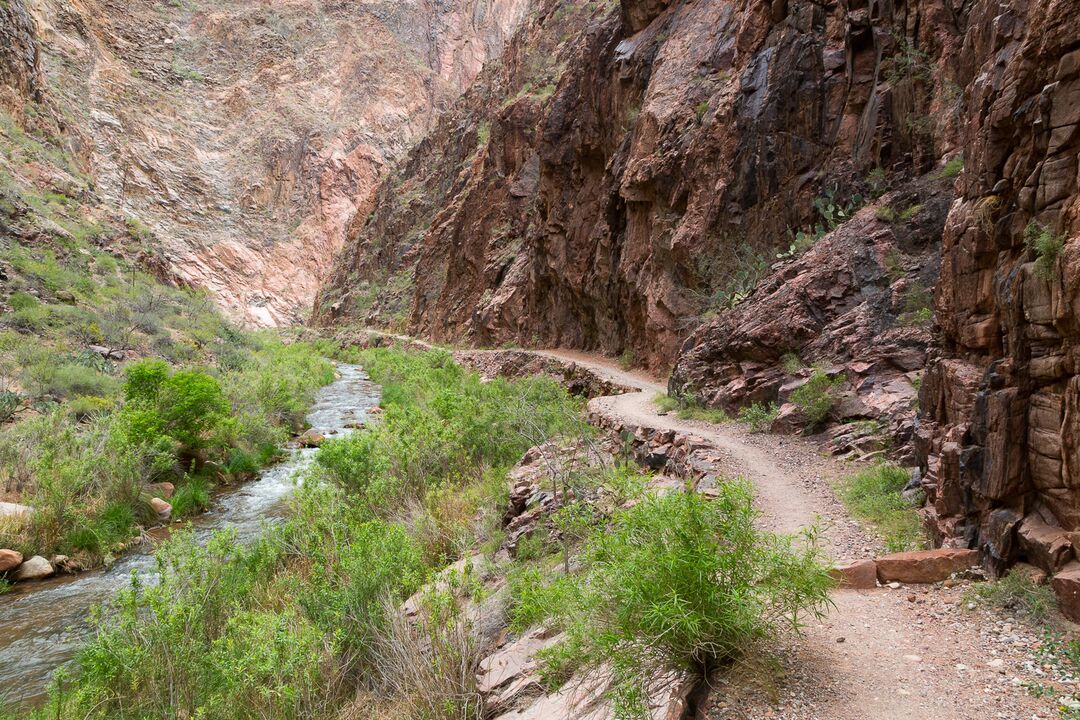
0, 364, 379, 707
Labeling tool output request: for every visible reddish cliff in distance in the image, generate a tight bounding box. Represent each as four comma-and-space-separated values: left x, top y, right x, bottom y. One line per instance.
2, 0, 526, 326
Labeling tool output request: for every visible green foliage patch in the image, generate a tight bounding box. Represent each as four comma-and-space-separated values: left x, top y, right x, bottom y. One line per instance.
838, 463, 925, 552
509, 484, 833, 719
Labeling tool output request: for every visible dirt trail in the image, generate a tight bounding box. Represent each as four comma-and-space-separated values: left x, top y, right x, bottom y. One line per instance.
369, 335, 1054, 718
533, 349, 1055, 720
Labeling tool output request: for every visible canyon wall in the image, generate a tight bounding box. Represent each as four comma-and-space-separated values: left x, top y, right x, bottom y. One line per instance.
318, 0, 1080, 586
2, 0, 527, 324
914, 0, 1080, 575
315, 0, 963, 371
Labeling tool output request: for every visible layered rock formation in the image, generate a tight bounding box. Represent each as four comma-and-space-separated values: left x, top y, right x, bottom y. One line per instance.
316, 0, 1080, 599
913, 0, 1080, 578
3, 0, 526, 324
315, 0, 962, 371
671, 176, 951, 457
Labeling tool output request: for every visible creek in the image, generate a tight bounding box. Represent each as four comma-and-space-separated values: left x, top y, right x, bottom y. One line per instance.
0, 364, 379, 706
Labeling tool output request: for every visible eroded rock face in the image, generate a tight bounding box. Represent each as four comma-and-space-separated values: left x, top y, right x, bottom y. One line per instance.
3, 0, 527, 325
0, 0, 44, 112
315, 0, 959, 372
915, 0, 1080, 572
670, 178, 951, 454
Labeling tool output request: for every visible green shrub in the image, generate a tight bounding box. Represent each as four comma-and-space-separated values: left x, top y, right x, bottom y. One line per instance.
158, 370, 230, 452
933, 156, 964, 179
1025, 222, 1065, 279
789, 370, 843, 428
170, 475, 211, 518
524, 484, 833, 718
653, 394, 680, 413
123, 358, 170, 403
653, 393, 728, 424
875, 206, 897, 223
739, 402, 779, 432
8, 291, 39, 311
838, 463, 925, 552
780, 352, 803, 375
318, 349, 583, 515
30, 362, 118, 400
964, 569, 1056, 623
64, 502, 137, 556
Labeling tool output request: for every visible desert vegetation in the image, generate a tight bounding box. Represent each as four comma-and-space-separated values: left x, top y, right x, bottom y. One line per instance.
837, 463, 925, 552
0, 131, 341, 562
1, 349, 836, 720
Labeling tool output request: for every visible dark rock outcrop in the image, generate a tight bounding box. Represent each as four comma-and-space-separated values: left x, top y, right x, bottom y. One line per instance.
670, 177, 951, 454
914, 0, 1080, 579
315, 0, 959, 373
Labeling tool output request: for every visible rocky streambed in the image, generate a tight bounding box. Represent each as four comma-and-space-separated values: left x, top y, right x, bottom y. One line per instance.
0, 364, 380, 707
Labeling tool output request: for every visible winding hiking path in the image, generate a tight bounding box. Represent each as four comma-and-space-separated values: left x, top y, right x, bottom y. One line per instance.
374, 334, 1056, 718
532, 350, 1056, 720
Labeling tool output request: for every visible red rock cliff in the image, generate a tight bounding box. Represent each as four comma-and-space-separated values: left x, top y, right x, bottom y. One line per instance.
316, 0, 964, 372
915, 0, 1080, 575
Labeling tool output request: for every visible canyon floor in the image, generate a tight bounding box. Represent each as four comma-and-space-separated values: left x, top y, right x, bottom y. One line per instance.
522, 350, 1060, 720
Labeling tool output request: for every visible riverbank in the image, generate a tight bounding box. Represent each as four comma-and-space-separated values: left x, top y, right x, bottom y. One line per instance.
0, 336, 348, 587
0, 363, 380, 706
3, 343, 1070, 719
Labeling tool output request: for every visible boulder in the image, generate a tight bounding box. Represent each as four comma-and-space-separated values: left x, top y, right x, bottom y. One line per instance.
147, 482, 175, 499
298, 429, 325, 447
0, 548, 23, 573
149, 497, 172, 522
1052, 562, 1080, 622
1017, 515, 1073, 574
830, 559, 878, 589
770, 403, 803, 434
12, 555, 54, 581
875, 548, 979, 584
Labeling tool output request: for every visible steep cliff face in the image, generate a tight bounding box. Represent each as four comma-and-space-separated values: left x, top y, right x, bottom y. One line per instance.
3, 0, 526, 325
914, 0, 1080, 576
316, 0, 963, 371
316, 0, 1080, 591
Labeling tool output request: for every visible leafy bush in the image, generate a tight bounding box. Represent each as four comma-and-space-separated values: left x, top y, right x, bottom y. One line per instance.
789, 370, 843, 428
739, 402, 779, 432
8, 291, 39, 311
158, 370, 230, 452
514, 484, 833, 718
653, 393, 728, 424
838, 463, 925, 552
1025, 222, 1065, 279
318, 349, 584, 520
123, 358, 169, 403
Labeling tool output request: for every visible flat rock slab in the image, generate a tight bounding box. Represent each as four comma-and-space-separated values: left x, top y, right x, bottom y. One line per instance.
830, 559, 878, 589
477, 628, 557, 695
0, 502, 33, 519
875, 548, 979, 584
0, 549, 23, 573
12, 555, 54, 581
